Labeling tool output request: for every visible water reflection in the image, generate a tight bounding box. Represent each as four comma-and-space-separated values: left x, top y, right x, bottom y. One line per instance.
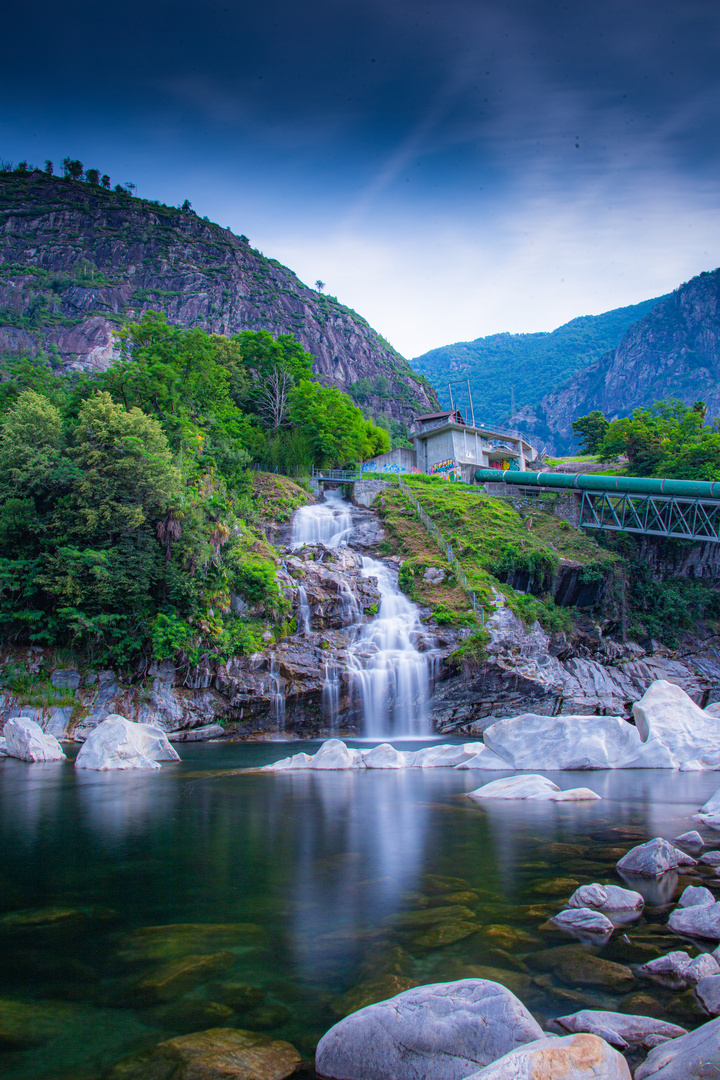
75, 769, 180, 841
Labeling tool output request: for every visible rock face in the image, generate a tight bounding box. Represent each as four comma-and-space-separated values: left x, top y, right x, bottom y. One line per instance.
74, 715, 180, 771
511, 266, 720, 454
3, 717, 66, 762
464, 1033, 631, 1079
548, 1011, 687, 1050
465, 775, 601, 801
635, 1015, 720, 1080
0, 174, 437, 423
314, 979, 544, 1080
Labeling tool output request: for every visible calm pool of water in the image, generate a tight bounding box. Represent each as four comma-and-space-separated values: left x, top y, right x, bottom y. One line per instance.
1, 742, 718, 1077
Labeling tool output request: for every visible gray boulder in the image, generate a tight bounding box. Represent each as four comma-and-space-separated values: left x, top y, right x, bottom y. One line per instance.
638, 950, 720, 988
167, 724, 225, 742
548, 1009, 687, 1049
568, 883, 644, 914
3, 718, 66, 762
673, 830, 705, 852
551, 908, 614, 936
635, 1016, 720, 1079
616, 838, 694, 877
669, 901, 720, 940
314, 979, 544, 1080
463, 1033, 631, 1079
696, 975, 720, 1016
678, 885, 716, 908
701, 851, 720, 866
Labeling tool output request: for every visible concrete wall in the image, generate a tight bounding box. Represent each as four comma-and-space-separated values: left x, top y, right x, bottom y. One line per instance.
353, 478, 393, 508
361, 446, 417, 474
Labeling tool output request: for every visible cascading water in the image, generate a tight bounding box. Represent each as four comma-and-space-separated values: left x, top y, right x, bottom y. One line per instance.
269, 658, 286, 734
297, 586, 311, 635
291, 488, 352, 548
289, 488, 433, 738
347, 557, 432, 739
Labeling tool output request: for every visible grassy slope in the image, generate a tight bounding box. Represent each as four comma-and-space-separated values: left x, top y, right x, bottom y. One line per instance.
411, 298, 664, 427
376, 476, 617, 631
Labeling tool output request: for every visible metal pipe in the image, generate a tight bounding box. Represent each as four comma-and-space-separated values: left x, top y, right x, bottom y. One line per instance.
474, 469, 720, 499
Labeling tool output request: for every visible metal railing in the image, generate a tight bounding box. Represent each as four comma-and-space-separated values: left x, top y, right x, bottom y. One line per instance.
397, 476, 484, 625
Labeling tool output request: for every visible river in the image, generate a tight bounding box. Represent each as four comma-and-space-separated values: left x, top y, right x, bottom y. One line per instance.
1, 743, 718, 1078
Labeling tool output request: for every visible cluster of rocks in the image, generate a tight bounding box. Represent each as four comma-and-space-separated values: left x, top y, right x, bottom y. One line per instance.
0, 715, 179, 770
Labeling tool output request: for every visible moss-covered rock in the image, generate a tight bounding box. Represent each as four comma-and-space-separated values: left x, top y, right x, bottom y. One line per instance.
130, 953, 237, 1004
384, 905, 476, 929
0, 998, 75, 1049
411, 920, 482, 950
527, 945, 634, 990
117, 924, 264, 963
151, 1000, 235, 1033
105, 1027, 302, 1080
209, 983, 266, 1012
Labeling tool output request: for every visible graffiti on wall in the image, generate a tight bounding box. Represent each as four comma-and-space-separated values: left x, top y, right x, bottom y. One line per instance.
429, 458, 462, 480
360, 460, 423, 475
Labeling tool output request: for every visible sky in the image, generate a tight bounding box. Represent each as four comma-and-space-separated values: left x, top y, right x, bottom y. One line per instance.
2, 0, 720, 358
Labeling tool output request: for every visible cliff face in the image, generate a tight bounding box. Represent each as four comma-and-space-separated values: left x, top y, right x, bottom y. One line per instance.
514, 267, 720, 453
0, 173, 438, 422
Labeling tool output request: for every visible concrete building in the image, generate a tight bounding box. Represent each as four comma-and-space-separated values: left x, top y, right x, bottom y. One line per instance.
360, 409, 536, 481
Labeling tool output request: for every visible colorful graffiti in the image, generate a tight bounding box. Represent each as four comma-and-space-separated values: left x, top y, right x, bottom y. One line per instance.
360, 460, 423, 475
429, 459, 462, 480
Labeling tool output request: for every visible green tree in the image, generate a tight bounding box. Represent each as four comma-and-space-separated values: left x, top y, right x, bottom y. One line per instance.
101, 174, 111, 189
44, 159, 53, 175
600, 399, 707, 476
571, 410, 609, 453
0, 390, 64, 499
85, 168, 100, 185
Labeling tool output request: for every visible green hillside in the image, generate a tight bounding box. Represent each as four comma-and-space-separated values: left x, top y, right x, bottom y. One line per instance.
411, 298, 665, 426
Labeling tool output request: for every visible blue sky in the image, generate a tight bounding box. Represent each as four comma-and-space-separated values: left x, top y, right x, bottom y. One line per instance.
2, 0, 719, 357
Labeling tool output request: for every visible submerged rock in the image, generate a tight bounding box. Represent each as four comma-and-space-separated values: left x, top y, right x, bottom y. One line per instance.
150, 1000, 235, 1032
466, 774, 600, 801
616, 838, 693, 877
568, 884, 644, 914
330, 974, 419, 1017
550, 908, 614, 936
635, 1015, 720, 1079
314, 979, 544, 1080
117, 923, 264, 963
106, 1026, 302, 1080
75, 715, 180, 771
527, 946, 634, 990
411, 921, 483, 950
463, 1033, 631, 1079
636, 950, 720, 988
129, 952, 237, 1004
548, 1009, 687, 1050
3, 717, 66, 762
0, 997, 75, 1049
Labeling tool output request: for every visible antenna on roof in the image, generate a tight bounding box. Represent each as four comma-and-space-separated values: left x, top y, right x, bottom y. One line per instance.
466, 379, 476, 427
448, 383, 454, 410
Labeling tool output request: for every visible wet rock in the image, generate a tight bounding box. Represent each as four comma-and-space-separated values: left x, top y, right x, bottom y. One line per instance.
480, 925, 538, 950
129, 953, 237, 1004
638, 949, 720, 987
106, 1027, 302, 1080
150, 1000, 235, 1032
412, 920, 483, 950
669, 901, 720, 940
528, 877, 580, 897
167, 725, 225, 742
635, 1015, 720, 1079
241, 1004, 292, 1029
466, 774, 601, 801
208, 983, 266, 1011
528, 946, 634, 990
617, 838, 693, 877
362, 743, 407, 769
331, 974, 419, 1016
696, 974, 720, 1016
0, 997, 74, 1048
413, 744, 486, 768
618, 992, 667, 1019
117, 923, 263, 963
75, 715, 180, 771
701, 851, 720, 866
678, 885, 716, 907
0, 905, 111, 931
464, 1033, 631, 1079
568, 884, 644, 914
551, 908, 614, 937
314, 979, 544, 1080
3, 717, 66, 762
673, 830, 705, 853
424, 874, 470, 892
548, 1009, 687, 1050
385, 905, 477, 929
694, 789, 720, 828
634, 679, 720, 770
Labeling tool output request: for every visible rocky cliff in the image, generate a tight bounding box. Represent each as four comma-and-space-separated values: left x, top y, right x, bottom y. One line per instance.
513, 267, 720, 453
0, 172, 438, 422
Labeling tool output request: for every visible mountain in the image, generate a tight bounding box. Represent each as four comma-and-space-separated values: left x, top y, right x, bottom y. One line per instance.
0, 171, 437, 423
515, 267, 720, 454
411, 297, 663, 428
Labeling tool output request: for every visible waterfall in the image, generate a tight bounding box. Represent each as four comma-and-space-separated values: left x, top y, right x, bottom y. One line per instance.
291, 488, 352, 548
347, 557, 432, 739
269, 658, 286, 734
289, 490, 433, 739
297, 585, 311, 634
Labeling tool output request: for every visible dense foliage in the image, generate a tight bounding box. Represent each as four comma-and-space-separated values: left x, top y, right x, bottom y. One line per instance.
584, 398, 720, 479
0, 313, 389, 666
411, 297, 663, 427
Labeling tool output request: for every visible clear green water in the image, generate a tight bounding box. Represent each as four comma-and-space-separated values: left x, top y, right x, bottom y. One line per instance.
1, 742, 718, 1078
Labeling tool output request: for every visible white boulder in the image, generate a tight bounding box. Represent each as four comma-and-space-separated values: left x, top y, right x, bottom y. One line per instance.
638, 951, 697, 987
673, 830, 705, 852
669, 901, 720, 940
463, 1033, 631, 1079
701, 852, 720, 866
362, 743, 408, 769
678, 885, 716, 908
314, 979, 544, 1080
696, 975, 720, 1016
548, 1010, 687, 1050
75, 715, 180, 771
466, 775, 600, 802
454, 747, 513, 770
616, 838, 693, 877
635, 1016, 720, 1079
406, 743, 485, 767
3, 718, 66, 762
694, 789, 720, 828
551, 907, 614, 936
634, 680, 720, 769
568, 883, 644, 914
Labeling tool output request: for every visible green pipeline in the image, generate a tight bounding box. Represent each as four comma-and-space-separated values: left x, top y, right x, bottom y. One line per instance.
474, 469, 720, 499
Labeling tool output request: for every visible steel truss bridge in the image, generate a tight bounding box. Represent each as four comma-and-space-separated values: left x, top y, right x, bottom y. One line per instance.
474, 469, 720, 544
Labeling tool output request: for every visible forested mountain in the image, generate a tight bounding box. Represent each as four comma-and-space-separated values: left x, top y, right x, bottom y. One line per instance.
515, 267, 720, 454
0, 171, 437, 423
412, 297, 663, 427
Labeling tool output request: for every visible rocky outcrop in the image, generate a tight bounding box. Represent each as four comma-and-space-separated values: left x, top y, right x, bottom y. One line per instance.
513, 266, 720, 453
3, 717, 65, 761
0, 173, 438, 423
74, 715, 180, 770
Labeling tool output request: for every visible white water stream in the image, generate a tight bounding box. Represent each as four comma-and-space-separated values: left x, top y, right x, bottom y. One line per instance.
288, 489, 433, 738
